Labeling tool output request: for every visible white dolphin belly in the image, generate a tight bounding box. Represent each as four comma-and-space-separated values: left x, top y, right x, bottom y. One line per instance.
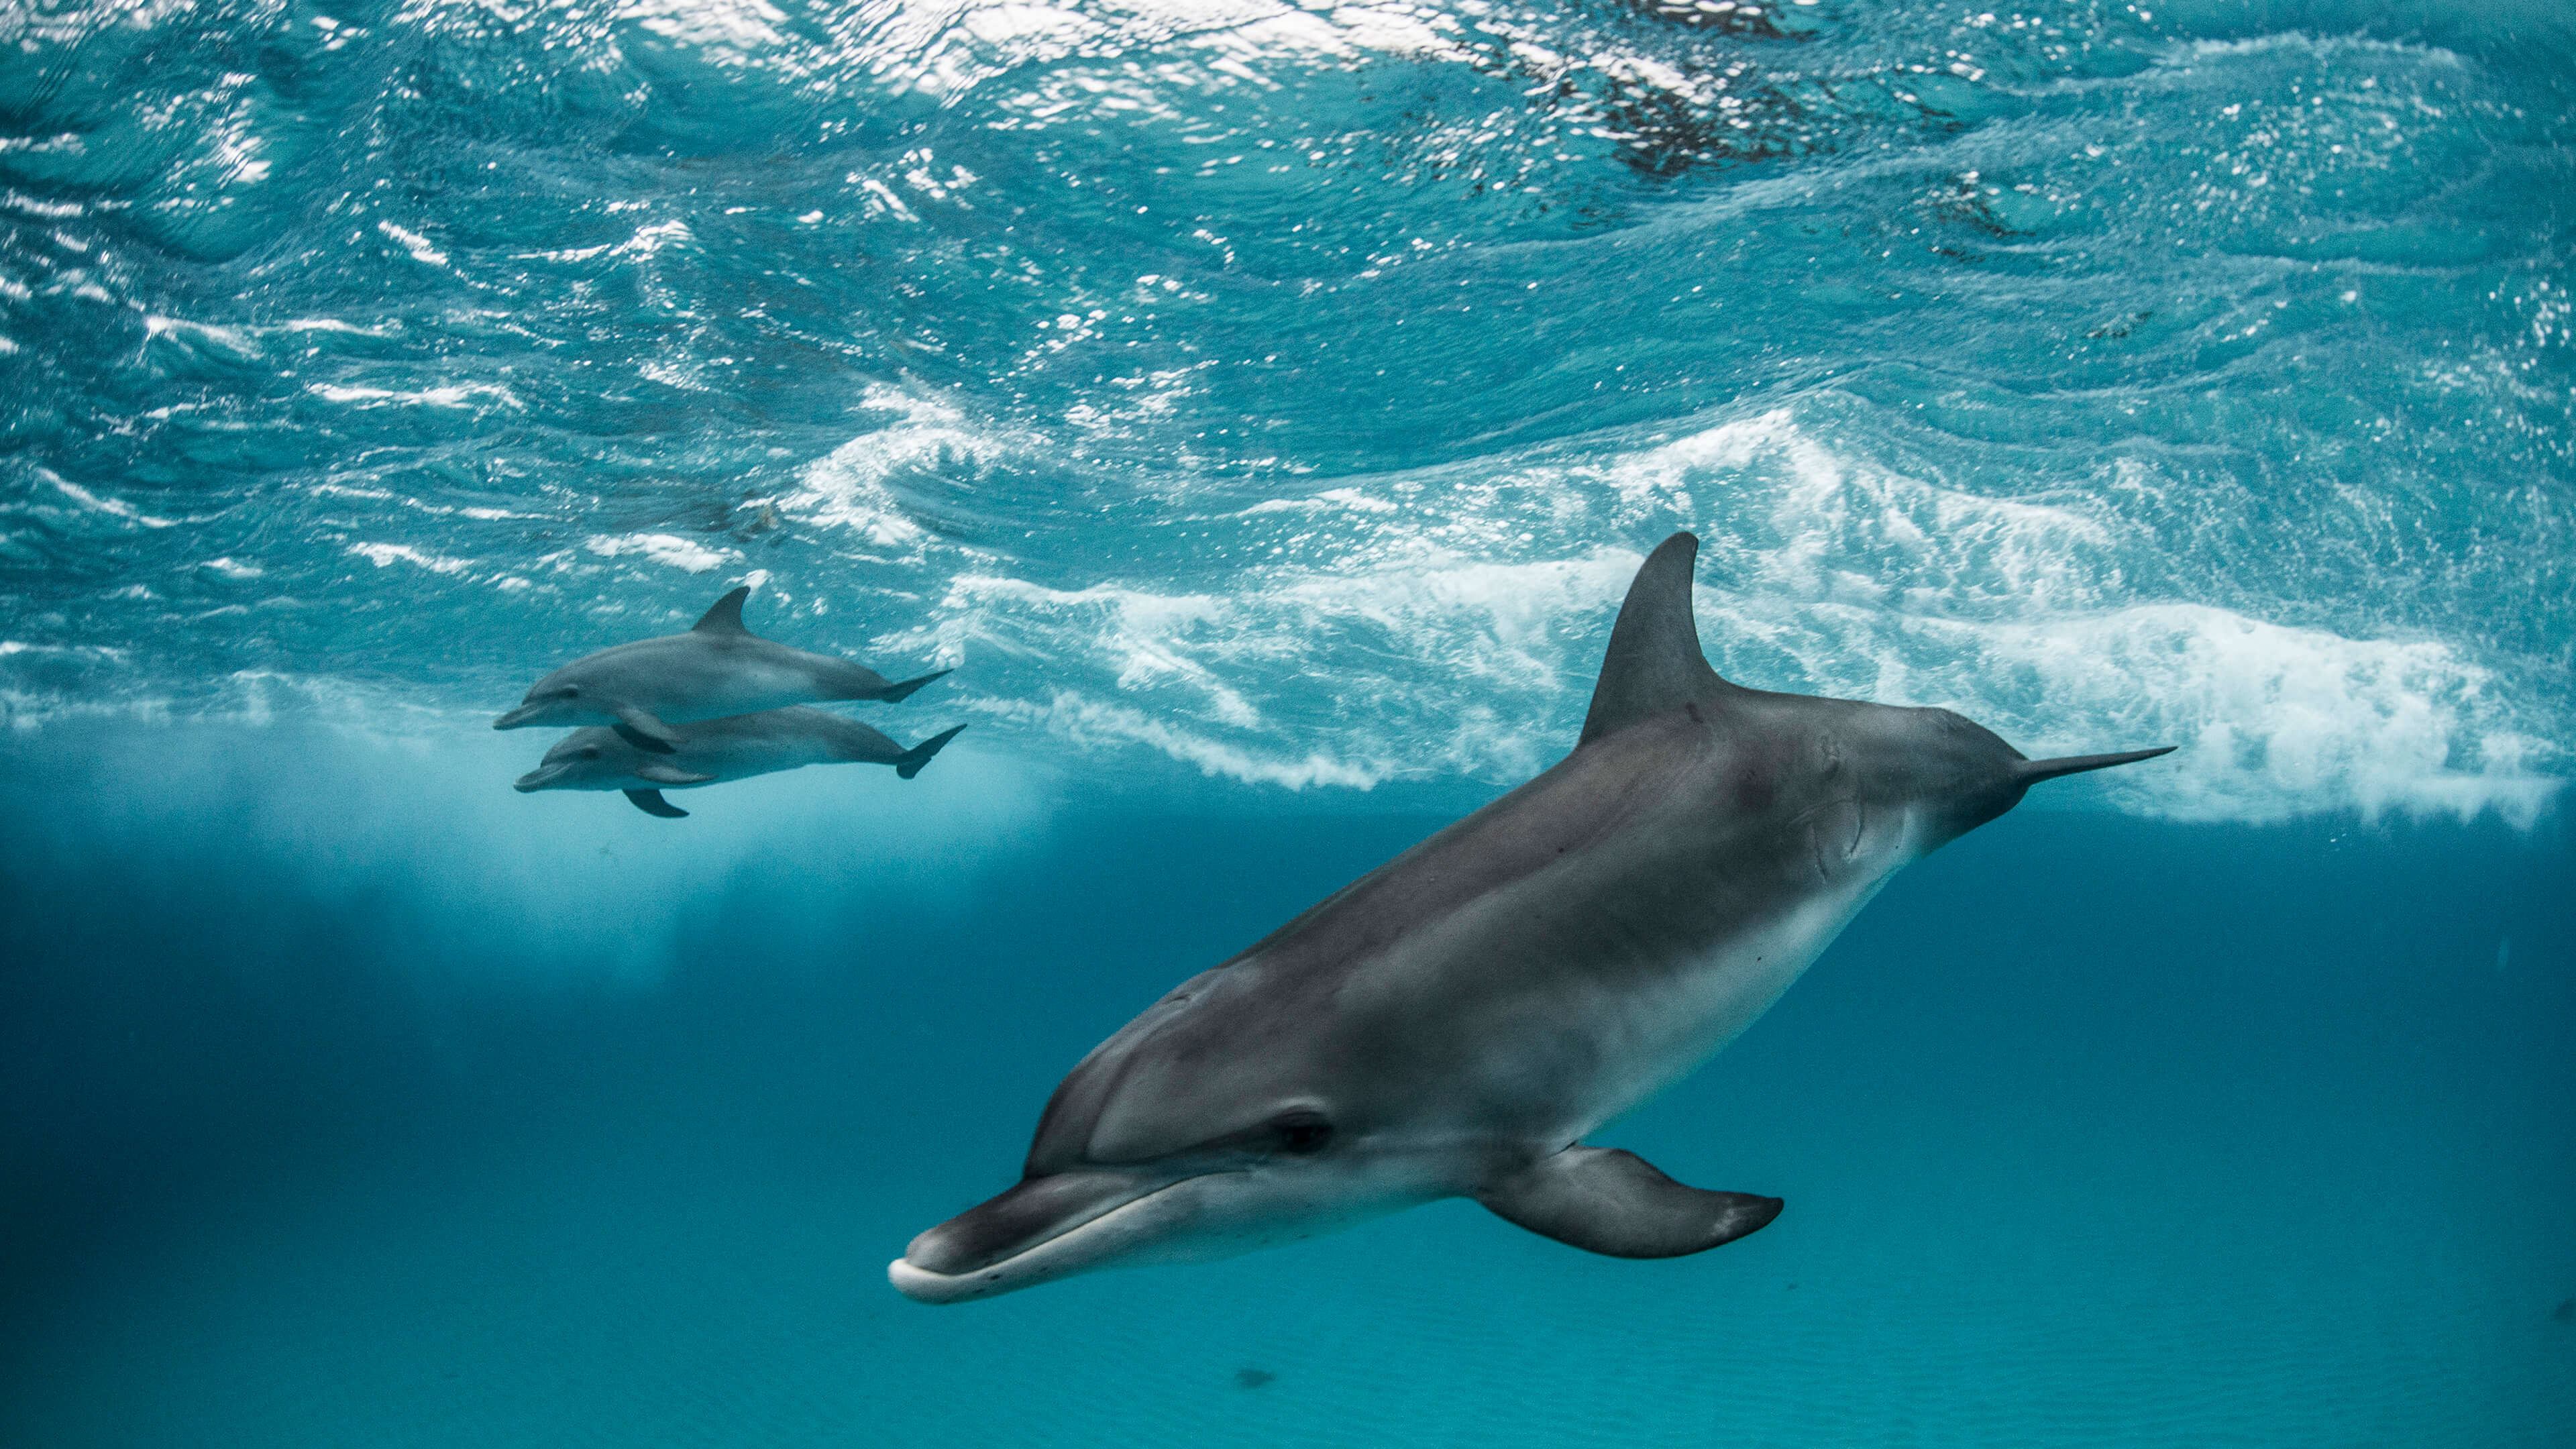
1574, 871, 1896, 1134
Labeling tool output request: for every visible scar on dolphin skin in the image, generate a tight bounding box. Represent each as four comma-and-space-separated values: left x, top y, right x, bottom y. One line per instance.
889, 533, 2176, 1305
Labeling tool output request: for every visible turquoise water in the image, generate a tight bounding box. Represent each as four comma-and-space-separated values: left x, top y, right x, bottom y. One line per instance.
4, 0, 2573, 1443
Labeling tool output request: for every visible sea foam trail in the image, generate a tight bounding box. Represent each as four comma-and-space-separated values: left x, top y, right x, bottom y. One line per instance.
762, 397, 2565, 826
5, 389, 2561, 826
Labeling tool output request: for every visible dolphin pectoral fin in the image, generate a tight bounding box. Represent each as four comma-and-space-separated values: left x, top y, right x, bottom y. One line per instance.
1477, 1146, 1782, 1259
637, 765, 715, 786
1578, 533, 1736, 748
623, 789, 690, 818
612, 723, 678, 753
610, 705, 680, 754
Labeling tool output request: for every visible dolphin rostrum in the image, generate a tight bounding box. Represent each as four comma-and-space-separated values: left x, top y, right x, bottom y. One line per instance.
890, 533, 2173, 1304
513, 706, 966, 817
493, 587, 949, 752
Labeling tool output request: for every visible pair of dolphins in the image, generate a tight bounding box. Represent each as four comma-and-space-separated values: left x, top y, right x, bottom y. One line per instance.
495, 588, 964, 818
889, 535, 2174, 1303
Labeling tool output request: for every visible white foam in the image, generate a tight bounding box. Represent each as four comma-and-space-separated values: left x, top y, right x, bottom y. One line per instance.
19, 384, 2555, 830
143, 313, 260, 358
350, 542, 471, 575
910, 551, 1645, 789
811, 0, 1484, 107
983, 689, 1386, 790
580, 533, 739, 574
42, 472, 176, 528
770, 391, 2561, 824
616, 0, 789, 59
771, 384, 996, 554
374, 220, 447, 267
1726, 598, 2560, 826
309, 382, 522, 410
1, 661, 371, 735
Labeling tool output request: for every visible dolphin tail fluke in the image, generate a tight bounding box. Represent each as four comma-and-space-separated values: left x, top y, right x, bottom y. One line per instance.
2017, 745, 2177, 784
876, 668, 952, 704
895, 724, 967, 780
1580, 533, 1737, 747
623, 788, 689, 818
1476, 1145, 1782, 1259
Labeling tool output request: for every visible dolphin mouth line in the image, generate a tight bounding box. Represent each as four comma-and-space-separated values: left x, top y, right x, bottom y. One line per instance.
513, 764, 568, 792
890, 1175, 1197, 1305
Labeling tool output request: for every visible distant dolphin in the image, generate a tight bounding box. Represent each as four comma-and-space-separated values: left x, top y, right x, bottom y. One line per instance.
890, 533, 2173, 1304
514, 707, 967, 818
493, 588, 948, 752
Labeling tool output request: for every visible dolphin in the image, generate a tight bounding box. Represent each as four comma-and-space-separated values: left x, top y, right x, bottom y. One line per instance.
890, 533, 2173, 1305
514, 707, 967, 818
493, 587, 949, 752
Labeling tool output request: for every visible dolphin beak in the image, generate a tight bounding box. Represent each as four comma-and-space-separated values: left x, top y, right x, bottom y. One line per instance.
492, 704, 540, 730
514, 763, 569, 792
2016, 745, 2177, 784
891, 1169, 1167, 1305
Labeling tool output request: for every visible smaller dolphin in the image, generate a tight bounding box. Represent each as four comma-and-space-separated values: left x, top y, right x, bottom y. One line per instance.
494, 587, 949, 752
514, 707, 966, 818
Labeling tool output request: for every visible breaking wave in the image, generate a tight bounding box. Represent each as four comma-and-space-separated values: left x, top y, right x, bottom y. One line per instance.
3, 0, 2571, 824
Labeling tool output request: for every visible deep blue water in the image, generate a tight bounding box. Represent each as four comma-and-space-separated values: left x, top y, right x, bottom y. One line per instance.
4, 0, 2574, 1443
4, 729, 2571, 1444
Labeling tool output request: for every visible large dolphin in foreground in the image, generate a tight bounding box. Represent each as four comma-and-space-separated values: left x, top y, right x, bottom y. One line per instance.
493, 588, 948, 752
514, 706, 966, 817
890, 534, 2173, 1305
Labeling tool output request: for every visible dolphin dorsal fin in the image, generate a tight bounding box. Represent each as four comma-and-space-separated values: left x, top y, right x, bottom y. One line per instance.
1579, 533, 1734, 747
693, 586, 753, 635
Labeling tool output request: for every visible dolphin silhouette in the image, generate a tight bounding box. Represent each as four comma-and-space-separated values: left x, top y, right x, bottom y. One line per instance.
493, 588, 949, 752
890, 533, 2173, 1304
513, 706, 966, 818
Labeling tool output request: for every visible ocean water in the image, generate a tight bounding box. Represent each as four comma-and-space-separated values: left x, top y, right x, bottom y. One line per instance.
3, 0, 2573, 1443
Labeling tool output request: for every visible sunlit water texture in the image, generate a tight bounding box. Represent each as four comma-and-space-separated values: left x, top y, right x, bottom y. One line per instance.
3, 0, 2573, 1444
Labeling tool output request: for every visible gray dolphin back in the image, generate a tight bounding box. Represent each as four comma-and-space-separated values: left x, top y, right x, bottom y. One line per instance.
686, 586, 952, 708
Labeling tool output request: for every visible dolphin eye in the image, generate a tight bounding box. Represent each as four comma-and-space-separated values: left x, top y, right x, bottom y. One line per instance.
580, 746, 600, 759
557, 685, 580, 699
1271, 1113, 1333, 1156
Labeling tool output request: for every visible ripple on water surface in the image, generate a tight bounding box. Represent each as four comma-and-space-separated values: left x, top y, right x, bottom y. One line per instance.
0, 0, 2570, 825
